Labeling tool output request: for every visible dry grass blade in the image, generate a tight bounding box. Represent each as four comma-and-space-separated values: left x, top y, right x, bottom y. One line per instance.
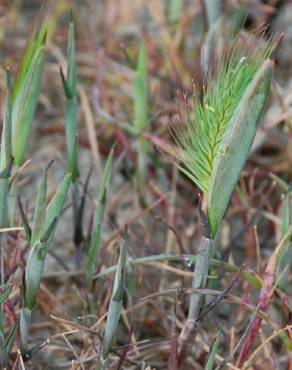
237, 226, 292, 366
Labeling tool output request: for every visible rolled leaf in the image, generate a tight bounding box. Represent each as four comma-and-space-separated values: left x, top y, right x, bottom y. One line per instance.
20, 307, 31, 351
188, 236, 213, 320
25, 241, 48, 309
0, 178, 9, 230
12, 23, 46, 166
134, 40, 148, 131
66, 16, 77, 94
86, 148, 113, 287
44, 172, 71, 234
102, 241, 127, 359
61, 15, 78, 181
0, 70, 13, 228
0, 69, 13, 171
134, 40, 149, 194
204, 331, 221, 370
24, 219, 57, 310
23, 173, 71, 310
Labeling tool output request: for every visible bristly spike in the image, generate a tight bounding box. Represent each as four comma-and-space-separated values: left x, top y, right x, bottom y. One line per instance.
174, 35, 275, 197
173, 34, 275, 237
207, 59, 274, 236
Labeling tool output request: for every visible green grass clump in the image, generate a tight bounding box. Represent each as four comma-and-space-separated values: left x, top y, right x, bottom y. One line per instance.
19, 169, 71, 350
176, 35, 275, 354
1, 4, 291, 368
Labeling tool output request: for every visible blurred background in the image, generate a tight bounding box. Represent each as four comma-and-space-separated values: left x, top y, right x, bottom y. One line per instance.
1, 1, 292, 369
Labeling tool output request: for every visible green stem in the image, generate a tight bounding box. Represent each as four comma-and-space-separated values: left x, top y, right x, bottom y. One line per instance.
179, 236, 213, 365
188, 236, 213, 320
72, 183, 82, 269
94, 253, 260, 288
137, 137, 148, 202
20, 307, 32, 353
7, 178, 18, 227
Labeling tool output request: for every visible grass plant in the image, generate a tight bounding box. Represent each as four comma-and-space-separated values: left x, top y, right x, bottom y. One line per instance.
134, 39, 149, 201
19, 169, 71, 351
175, 36, 275, 358
86, 147, 114, 288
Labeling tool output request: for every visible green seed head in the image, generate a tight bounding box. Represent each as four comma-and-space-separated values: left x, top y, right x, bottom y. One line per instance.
174, 33, 275, 237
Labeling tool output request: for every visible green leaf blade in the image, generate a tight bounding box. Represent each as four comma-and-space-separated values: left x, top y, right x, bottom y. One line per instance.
25, 241, 47, 309
204, 331, 221, 370
44, 172, 71, 234
0, 69, 13, 171
13, 22, 47, 100
0, 178, 10, 228
134, 39, 148, 131
276, 191, 292, 290
62, 17, 78, 181
65, 98, 78, 181
67, 20, 76, 95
